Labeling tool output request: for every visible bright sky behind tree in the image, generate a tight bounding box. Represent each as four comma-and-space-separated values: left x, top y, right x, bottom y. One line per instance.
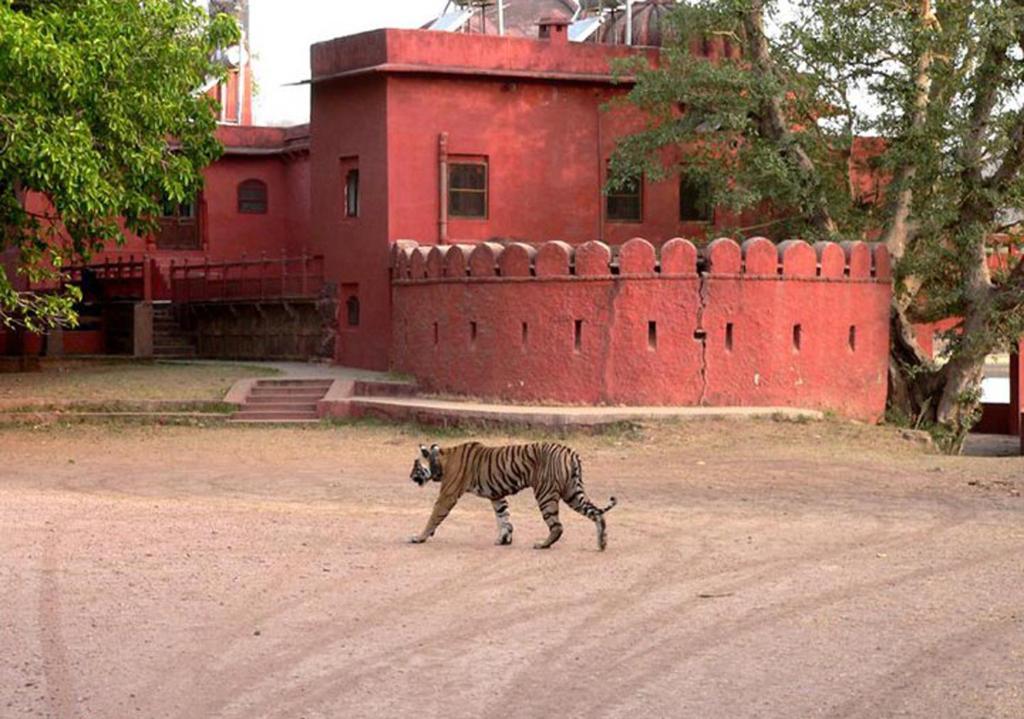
250, 0, 440, 125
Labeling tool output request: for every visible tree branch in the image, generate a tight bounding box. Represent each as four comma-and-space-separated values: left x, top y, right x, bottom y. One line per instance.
742, 0, 837, 236
878, 0, 937, 262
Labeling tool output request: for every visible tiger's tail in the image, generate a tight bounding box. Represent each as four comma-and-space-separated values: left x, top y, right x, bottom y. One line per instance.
601, 496, 618, 513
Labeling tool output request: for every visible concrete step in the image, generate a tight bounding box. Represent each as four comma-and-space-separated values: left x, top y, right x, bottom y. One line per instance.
230, 410, 319, 421
246, 394, 324, 404
248, 387, 327, 398
254, 379, 333, 388
238, 401, 318, 412
228, 418, 320, 424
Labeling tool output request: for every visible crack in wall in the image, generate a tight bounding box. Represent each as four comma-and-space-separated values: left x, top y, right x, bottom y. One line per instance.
695, 270, 710, 406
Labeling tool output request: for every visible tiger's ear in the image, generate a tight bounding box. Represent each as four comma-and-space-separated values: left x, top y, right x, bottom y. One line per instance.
429, 444, 440, 458
419, 445, 430, 458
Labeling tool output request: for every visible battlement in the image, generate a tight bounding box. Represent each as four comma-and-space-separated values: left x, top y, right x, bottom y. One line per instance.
391, 237, 891, 282
389, 237, 892, 421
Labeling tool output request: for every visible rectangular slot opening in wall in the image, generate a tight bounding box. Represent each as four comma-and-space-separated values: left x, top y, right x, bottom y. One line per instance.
433, 322, 439, 347
574, 319, 583, 353
470, 321, 478, 347
848, 325, 857, 352
726, 323, 734, 352
793, 324, 802, 352
648, 321, 657, 350
521, 321, 528, 347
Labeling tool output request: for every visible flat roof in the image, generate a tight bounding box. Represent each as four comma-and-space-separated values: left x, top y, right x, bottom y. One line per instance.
308, 28, 658, 86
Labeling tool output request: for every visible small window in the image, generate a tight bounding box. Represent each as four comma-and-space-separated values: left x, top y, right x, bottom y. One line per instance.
346, 296, 360, 327
345, 169, 359, 217
237, 179, 267, 214
606, 175, 642, 222
680, 176, 712, 222
448, 161, 488, 218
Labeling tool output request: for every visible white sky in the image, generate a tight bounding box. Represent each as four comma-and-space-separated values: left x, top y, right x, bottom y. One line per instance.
250, 0, 442, 126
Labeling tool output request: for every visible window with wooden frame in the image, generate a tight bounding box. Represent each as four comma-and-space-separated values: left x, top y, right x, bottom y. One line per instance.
237, 179, 268, 214
448, 159, 488, 219
679, 176, 712, 222
606, 174, 643, 222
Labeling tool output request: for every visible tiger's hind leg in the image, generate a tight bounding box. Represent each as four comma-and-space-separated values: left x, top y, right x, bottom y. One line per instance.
531, 486, 563, 550
491, 498, 514, 545
564, 485, 617, 551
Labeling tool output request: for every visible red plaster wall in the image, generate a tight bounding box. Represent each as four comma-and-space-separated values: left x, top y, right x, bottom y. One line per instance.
391, 238, 892, 421
308, 75, 391, 369
385, 74, 754, 248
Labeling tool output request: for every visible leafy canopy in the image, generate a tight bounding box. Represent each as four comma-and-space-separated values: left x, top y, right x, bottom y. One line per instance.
0, 0, 238, 330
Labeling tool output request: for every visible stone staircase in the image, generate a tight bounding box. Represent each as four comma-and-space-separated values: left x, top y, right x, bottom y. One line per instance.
230, 378, 334, 422
153, 304, 197, 358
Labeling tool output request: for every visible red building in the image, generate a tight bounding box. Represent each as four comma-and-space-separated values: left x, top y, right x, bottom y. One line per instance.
3, 1, 1021, 436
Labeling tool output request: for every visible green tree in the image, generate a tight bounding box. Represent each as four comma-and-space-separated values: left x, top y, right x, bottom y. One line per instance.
611, 0, 1024, 452
0, 0, 238, 331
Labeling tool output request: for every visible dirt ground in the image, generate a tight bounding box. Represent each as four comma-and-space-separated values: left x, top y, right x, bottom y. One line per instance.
1, 419, 1022, 719
0, 360, 277, 404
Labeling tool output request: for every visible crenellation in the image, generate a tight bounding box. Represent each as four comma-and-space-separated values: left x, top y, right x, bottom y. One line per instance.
707, 238, 743, 275
659, 238, 698, 276
497, 242, 536, 277
619, 238, 657, 275
779, 240, 817, 277
742, 237, 778, 276
841, 241, 872, 278
815, 241, 846, 278
575, 240, 613, 277
535, 241, 573, 276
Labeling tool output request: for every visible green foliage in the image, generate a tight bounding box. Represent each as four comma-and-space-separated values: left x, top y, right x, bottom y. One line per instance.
0, 0, 238, 330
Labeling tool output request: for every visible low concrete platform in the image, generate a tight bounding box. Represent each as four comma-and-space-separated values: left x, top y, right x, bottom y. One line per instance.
342, 394, 822, 429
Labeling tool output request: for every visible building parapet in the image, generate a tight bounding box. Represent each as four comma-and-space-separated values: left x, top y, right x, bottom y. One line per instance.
391, 237, 892, 282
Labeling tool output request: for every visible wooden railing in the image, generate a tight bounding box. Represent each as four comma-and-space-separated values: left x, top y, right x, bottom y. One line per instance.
38, 255, 154, 301
169, 253, 325, 303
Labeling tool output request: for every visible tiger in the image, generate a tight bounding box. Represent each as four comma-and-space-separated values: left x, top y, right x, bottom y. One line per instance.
408, 441, 618, 550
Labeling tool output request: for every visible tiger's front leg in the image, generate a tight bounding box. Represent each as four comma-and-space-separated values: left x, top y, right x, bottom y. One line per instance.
409, 493, 460, 544
491, 498, 514, 545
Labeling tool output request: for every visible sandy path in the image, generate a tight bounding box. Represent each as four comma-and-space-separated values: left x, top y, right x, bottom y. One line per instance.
0, 421, 1022, 718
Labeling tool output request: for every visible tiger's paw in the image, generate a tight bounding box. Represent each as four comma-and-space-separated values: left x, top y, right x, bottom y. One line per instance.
495, 532, 513, 546
408, 535, 427, 544
532, 542, 551, 550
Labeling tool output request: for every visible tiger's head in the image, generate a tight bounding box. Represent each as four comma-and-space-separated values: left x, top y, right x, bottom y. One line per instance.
410, 444, 443, 487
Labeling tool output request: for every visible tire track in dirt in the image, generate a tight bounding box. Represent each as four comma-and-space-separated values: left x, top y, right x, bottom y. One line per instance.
161, 539, 544, 719
561, 545, 1021, 717
825, 615, 1024, 718
256, 545, 681, 719
482, 506, 980, 716
37, 523, 81, 719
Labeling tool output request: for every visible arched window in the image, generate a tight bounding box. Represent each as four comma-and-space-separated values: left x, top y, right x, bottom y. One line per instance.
237, 179, 268, 214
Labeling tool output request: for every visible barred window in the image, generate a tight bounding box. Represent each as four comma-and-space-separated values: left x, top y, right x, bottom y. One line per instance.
345, 169, 360, 217
237, 179, 268, 214
606, 175, 642, 222
448, 161, 487, 218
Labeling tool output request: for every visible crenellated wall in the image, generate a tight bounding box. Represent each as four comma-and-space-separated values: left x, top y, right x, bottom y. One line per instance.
390, 237, 892, 421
